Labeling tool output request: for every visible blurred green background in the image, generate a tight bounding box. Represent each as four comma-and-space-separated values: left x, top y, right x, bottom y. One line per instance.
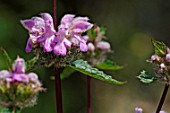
0, 0, 170, 113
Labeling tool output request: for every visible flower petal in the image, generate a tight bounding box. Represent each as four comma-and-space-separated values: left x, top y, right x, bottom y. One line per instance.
54, 42, 67, 56
63, 38, 72, 48
70, 38, 79, 46
41, 13, 56, 34
27, 72, 38, 83
20, 19, 34, 31
61, 14, 75, 25
96, 41, 111, 51
12, 73, 29, 83
80, 41, 88, 52
72, 17, 89, 23
13, 57, 26, 73
87, 43, 95, 52
73, 21, 93, 33
44, 35, 55, 52
0, 70, 10, 79
25, 38, 33, 53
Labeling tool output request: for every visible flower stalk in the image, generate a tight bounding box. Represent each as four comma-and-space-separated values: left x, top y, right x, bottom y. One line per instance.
87, 76, 92, 113
52, 0, 63, 113
156, 83, 169, 113
54, 65, 63, 113
53, 0, 57, 29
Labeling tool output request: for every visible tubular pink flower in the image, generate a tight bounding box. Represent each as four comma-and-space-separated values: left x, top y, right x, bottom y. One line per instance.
21, 13, 93, 56
0, 70, 10, 80
27, 72, 39, 83
21, 13, 56, 53
96, 41, 111, 51
0, 57, 40, 83
87, 43, 95, 52
165, 53, 170, 62
54, 42, 67, 56
54, 14, 93, 55
12, 73, 29, 83
13, 57, 26, 73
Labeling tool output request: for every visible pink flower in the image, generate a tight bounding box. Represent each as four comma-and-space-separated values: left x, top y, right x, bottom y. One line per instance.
96, 41, 111, 51
21, 13, 93, 56
0, 57, 39, 83
21, 13, 56, 53
54, 14, 93, 56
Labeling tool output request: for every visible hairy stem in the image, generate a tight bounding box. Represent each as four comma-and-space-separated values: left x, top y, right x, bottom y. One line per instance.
87, 76, 92, 113
156, 83, 169, 113
54, 65, 63, 113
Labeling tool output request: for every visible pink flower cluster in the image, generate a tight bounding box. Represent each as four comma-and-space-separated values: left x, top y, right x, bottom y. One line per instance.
21, 13, 93, 56
0, 57, 40, 83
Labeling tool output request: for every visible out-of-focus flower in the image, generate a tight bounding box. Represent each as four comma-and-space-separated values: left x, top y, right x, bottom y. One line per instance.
160, 63, 166, 70
151, 54, 160, 62
96, 41, 111, 51
87, 43, 95, 52
21, 13, 56, 53
0, 57, 44, 110
159, 111, 167, 113
0, 57, 39, 83
135, 107, 143, 113
83, 25, 112, 66
165, 53, 170, 62
135, 107, 167, 113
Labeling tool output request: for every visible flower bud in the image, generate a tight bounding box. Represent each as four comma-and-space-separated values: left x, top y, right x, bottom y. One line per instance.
96, 41, 110, 51
28, 73, 38, 83
151, 55, 160, 62
87, 43, 95, 52
0, 70, 10, 79
13, 57, 26, 73
135, 107, 143, 113
160, 63, 166, 70
165, 53, 170, 62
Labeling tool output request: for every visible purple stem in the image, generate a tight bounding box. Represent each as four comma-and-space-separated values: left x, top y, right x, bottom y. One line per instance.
53, 1, 63, 113
155, 83, 169, 113
87, 76, 92, 113
53, 0, 57, 29
54, 65, 63, 113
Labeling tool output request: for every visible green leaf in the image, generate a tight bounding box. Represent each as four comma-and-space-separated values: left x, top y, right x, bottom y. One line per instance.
88, 28, 97, 39
69, 59, 125, 84
0, 107, 10, 113
96, 60, 123, 70
152, 39, 167, 56
26, 57, 38, 72
0, 48, 12, 70
61, 67, 76, 80
100, 27, 106, 35
137, 70, 157, 84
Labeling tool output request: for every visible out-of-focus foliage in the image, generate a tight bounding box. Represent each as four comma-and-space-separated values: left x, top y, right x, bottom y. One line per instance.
1, 0, 170, 113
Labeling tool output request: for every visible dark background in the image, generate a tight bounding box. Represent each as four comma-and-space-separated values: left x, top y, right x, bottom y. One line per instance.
0, 0, 170, 113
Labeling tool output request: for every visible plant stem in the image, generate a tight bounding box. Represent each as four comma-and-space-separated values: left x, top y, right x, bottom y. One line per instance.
54, 65, 63, 113
53, 0, 63, 113
53, 0, 57, 29
87, 76, 92, 113
155, 83, 169, 113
